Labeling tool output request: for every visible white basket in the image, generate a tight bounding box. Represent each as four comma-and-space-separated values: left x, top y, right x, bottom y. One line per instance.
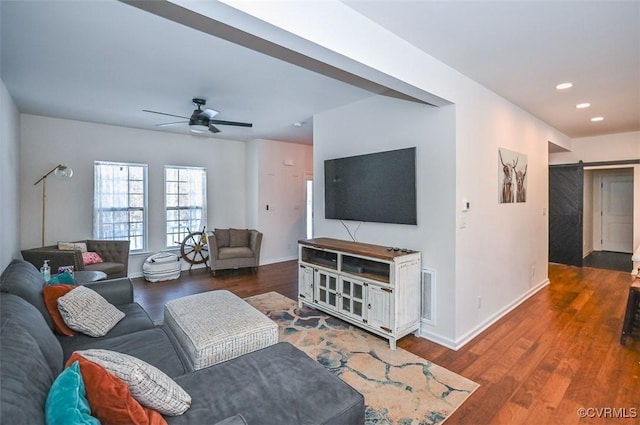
143, 252, 181, 282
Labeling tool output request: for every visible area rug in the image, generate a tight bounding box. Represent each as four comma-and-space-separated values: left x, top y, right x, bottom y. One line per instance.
245, 292, 479, 425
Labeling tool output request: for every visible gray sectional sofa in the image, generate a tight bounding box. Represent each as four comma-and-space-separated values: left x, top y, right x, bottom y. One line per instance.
0, 259, 365, 425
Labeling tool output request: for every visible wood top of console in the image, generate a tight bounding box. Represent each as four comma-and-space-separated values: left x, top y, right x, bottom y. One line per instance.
298, 238, 416, 261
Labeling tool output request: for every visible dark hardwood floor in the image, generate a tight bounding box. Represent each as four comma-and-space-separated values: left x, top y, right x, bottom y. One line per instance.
132, 261, 640, 425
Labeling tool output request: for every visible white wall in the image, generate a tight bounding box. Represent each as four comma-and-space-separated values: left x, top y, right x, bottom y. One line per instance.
224, 0, 570, 348
0, 79, 20, 270
314, 90, 559, 349
453, 85, 559, 348
19, 114, 247, 276
247, 139, 313, 264
549, 132, 640, 164
314, 96, 458, 340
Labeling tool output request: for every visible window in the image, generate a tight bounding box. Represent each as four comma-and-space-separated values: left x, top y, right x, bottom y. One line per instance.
93, 161, 147, 251
165, 166, 207, 248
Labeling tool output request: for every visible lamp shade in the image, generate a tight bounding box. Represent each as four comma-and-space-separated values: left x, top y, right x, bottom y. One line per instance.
53, 165, 73, 179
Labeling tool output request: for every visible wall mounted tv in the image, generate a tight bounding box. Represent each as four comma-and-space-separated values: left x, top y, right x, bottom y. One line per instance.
324, 147, 417, 225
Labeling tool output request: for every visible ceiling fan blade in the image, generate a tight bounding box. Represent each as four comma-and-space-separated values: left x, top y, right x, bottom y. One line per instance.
209, 119, 253, 128
208, 123, 221, 133
143, 109, 189, 120
157, 121, 188, 127
199, 108, 219, 120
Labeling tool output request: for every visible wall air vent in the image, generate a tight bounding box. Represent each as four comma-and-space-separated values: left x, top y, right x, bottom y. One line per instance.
421, 268, 436, 325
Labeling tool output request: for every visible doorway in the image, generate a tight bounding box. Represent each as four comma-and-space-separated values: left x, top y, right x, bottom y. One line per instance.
305, 178, 313, 239
600, 173, 633, 253
549, 162, 636, 270
583, 167, 634, 271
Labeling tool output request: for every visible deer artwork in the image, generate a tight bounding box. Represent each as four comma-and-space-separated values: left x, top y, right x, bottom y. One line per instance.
513, 163, 527, 202
499, 150, 514, 203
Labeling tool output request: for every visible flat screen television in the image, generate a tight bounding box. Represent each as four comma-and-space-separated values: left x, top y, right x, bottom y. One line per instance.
324, 147, 417, 225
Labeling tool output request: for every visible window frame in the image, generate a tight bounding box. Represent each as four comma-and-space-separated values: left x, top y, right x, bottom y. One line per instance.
93, 161, 148, 252
164, 165, 208, 249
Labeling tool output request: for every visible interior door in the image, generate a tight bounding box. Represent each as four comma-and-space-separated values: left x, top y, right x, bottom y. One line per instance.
601, 174, 634, 253
549, 164, 584, 266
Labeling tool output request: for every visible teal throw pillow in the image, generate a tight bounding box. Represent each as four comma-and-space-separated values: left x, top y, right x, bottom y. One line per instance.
46, 272, 76, 285
45, 361, 99, 425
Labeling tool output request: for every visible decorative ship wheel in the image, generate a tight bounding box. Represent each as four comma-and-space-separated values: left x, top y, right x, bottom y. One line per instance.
179, 228, 209, 270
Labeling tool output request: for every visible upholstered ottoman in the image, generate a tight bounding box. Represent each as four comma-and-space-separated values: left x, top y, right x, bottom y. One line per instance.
164, 290, 278, 371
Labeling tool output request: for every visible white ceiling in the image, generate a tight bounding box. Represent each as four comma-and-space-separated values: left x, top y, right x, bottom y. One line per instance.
2, 1, 639, 145
345, 0, 640, 139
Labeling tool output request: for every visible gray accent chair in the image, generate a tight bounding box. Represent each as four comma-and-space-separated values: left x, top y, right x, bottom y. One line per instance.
208, 229, 262, 276
21, 239, 130, 279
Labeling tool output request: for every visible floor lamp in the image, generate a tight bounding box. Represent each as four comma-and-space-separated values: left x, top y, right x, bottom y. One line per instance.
34, 164, 74, 247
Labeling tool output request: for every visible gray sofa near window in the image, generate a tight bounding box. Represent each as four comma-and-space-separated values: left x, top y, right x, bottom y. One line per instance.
21, 239, 130, 279
208, 229, 262, 276
0, 259, 364, 425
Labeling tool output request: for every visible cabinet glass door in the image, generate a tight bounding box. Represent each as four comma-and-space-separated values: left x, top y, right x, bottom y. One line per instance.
316, 270, 339, 308
340, 278, 366, 321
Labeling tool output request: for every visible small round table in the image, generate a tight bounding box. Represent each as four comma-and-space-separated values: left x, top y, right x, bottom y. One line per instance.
73, 270, 108, 284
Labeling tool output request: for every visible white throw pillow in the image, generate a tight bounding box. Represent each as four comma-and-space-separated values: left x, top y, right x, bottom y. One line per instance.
76, 349, 191, 416
57, 286, 124, 337
58, 241, 88, 253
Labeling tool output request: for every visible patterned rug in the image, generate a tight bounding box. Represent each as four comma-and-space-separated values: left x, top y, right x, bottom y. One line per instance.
245, 292, 479, 425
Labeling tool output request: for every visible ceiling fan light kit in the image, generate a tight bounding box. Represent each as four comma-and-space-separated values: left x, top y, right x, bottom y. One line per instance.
190, 124, 209, 134
144, 97, 252, 135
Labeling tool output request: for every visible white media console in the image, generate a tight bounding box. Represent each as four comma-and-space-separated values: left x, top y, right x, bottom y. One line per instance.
297, 238, 421, 349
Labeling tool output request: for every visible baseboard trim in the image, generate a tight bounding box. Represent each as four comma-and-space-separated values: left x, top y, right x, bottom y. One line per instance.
260, 256, 297, 265
128, 257, 296, 279
418, 278, 551, 351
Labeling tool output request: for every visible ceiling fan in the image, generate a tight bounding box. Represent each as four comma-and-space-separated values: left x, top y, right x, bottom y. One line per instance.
143, 98, 253, 134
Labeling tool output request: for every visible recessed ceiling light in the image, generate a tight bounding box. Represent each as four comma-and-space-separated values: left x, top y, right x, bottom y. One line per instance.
556, 82, 573, 90
576, 103, 591, 109
292, 121, 307, 127
591, 117, 604, 122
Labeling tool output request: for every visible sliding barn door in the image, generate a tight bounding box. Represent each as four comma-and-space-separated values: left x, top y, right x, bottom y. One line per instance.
549, 163, 584, 266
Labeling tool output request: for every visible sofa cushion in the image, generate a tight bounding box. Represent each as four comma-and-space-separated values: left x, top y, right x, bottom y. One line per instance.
85, 261, 126, 276
82, 277, 135, 306
61, 327, 188, 378
57, 286, 125, 337
76, 302, 154, 341
218, 247, 255, 260
45, 361, 99, 425
76, 349, 191, 416
0, 318, 55, 425
214, 228, 230, 248
43, 284, 78, 336
68, 353, 167, 425
166, 342, 364, 425
0, 258, 54, 329
214, 415, 248, 425
229, 229, 248, 248
0, 293, 63, 376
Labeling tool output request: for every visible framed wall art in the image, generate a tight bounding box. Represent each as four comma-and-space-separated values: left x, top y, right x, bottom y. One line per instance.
498, 148, 527, 204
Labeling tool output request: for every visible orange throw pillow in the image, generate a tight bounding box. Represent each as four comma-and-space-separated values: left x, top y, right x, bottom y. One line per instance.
67, 353, 167, 425
42, 284, 77, 336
